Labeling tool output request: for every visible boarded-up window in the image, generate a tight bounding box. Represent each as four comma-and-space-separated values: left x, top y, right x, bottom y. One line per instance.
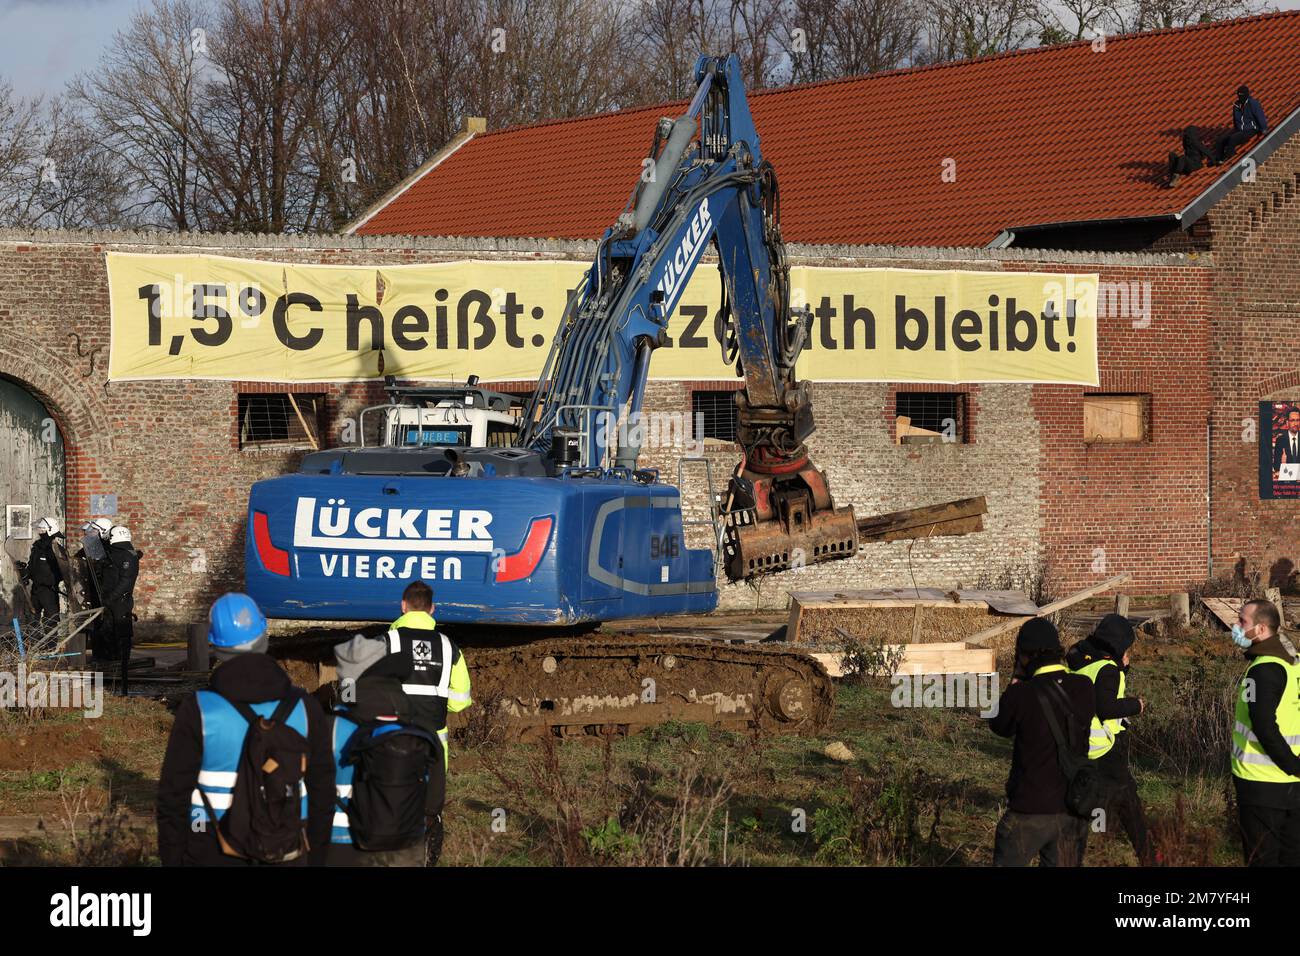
238, 393, 325, 449
1083, 394, 1149, 443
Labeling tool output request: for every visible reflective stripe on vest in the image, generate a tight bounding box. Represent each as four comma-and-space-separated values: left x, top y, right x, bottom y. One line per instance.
191, 691, 309, 825
331, 714, 359, 844
1072, 658, 1126, 760
400, 633, 454, 700
1231, 655, 1300, 783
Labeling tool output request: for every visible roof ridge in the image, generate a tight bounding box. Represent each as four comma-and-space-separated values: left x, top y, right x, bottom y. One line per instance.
748, 7, 1300, 97
474, 9, 1300, 140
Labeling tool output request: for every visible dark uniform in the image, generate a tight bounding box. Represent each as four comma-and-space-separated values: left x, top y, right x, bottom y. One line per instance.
77, 530, 109, 659
21, 533, 63, 626
100, 540, 140, 664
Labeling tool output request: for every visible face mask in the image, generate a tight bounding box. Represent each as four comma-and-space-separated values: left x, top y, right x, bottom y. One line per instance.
1232, 624, 1254, 649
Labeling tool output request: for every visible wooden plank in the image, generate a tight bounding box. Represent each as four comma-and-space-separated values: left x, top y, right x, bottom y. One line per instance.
811, 642, 996, 678
1114, 593, 1130, 617
855, 496, 987, 539
793, 598, 990, 610
286, 393, 319, 451
1201, 597, 1243, 630
787, 587, 1037, 615
786, 600, 804, 644
873, 514, 985, 543
966, 573, 1133, 646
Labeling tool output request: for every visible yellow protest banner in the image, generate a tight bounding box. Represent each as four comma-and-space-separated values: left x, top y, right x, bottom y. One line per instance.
106, 252, 1099, 385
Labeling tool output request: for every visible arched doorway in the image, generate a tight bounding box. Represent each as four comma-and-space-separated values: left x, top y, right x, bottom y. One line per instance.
0, 377, 65, 623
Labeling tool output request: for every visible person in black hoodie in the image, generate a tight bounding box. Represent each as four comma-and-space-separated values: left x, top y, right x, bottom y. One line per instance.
1229, 598, 1300, 866
156, 593, 333, 866
1166, 126, 1216, 188
988, 618, 1095, 866
1067, 613, 1152, 864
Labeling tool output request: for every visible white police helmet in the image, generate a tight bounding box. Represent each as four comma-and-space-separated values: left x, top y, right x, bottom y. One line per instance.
36, 517, 60, 536
108, 526, 132, 545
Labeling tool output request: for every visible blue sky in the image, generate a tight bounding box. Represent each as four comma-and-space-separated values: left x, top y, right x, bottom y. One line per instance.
2, 0, 1300, 100
0, 0, 141, 98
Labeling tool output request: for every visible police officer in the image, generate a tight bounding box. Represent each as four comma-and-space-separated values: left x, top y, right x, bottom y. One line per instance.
1230, 598, 1300, 866
339, 580, 471, 864
156, 593, 334, 866
1067, 613, 1152, 864
79, 519, 111, 660
20, 516, 64, 627
99, 525, 139, 674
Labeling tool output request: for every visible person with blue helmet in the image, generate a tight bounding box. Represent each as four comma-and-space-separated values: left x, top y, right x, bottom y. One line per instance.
156, 593, 334, 866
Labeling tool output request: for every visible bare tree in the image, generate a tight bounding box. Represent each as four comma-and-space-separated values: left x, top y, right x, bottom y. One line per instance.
778, 0, 921, 82
916, 0, 1042, 64
198, 0, 354, 232
69, 0, 211, 230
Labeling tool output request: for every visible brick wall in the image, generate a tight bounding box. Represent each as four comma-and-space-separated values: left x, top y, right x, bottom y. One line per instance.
1191, 132, 1300, 588
0, 230, 1210, 622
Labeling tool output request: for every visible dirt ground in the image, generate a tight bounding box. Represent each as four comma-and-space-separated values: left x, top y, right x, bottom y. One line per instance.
0, 600, 1253, 866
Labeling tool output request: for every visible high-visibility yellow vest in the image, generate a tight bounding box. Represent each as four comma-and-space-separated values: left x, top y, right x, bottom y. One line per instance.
1231, 655, 1300, 783
1072, 658, 1127, 760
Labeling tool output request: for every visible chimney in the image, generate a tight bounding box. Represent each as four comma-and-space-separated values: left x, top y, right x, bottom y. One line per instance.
463, 116, 486, 135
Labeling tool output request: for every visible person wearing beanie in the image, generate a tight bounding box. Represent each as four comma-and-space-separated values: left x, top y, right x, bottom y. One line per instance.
155, 593, 334, 866
1067, 613, 1151, 864
1214, 83, 1268, 164
1229, 599, 1300, 866
987, 617, 1096, 866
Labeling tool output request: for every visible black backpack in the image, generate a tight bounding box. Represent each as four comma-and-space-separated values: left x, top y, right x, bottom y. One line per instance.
342, 722, 438, 852
200, 696, 311, 863
1036, 681, 1108, 819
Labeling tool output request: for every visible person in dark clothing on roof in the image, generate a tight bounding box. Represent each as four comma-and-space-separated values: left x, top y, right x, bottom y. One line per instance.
156, 593, 334, 866
1214, 85, 1268, 164
987, 618, 1095, 866
1067, 613, 1152, 864
1230, 598, 1300, 866
1166, 126, 1215, 188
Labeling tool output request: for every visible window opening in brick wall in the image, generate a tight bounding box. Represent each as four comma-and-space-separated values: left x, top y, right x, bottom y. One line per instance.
1082, 393, 1150, 443
691, 389, 739, 443
238, 393, 325, 449
896, 392, 966, 444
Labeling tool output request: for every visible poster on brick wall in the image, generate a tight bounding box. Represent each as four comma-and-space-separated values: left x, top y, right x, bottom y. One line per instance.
1260, 401, 1300, 499
106, 252, 1100, 385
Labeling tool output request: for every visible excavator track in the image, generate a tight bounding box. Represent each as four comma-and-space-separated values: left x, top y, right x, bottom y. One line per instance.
451, 635, 834, 740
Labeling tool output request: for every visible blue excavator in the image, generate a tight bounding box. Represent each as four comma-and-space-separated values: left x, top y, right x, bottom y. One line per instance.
245, 55, 870, 736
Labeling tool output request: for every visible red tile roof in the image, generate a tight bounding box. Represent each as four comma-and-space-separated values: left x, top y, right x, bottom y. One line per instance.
355, 11, 1300, 248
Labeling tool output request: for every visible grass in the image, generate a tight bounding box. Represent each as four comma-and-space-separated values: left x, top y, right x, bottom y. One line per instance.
0, 616, 1255, 867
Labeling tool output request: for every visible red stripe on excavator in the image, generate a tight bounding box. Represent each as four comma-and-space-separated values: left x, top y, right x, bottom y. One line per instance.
254, 511, 291, 576
495, 516, 554, 583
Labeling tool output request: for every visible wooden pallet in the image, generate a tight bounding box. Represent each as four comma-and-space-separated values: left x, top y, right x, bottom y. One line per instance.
812, 641, 996, 677
786, 588, 1037, 645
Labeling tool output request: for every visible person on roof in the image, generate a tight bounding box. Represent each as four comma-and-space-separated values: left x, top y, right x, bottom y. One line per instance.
1165, 126, 1215, 188
1214, 85, 1268, 164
